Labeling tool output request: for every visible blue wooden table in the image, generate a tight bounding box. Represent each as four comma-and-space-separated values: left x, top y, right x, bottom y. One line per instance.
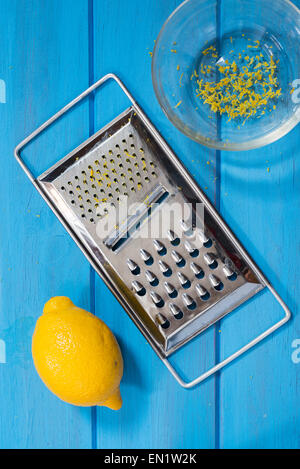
0, 0, 299, 449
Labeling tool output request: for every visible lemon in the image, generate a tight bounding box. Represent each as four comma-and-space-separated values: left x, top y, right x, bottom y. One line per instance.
32, 297, 123, 410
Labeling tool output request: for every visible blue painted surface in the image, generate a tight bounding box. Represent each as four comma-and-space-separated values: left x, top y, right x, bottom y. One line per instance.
0, 0, 299, 449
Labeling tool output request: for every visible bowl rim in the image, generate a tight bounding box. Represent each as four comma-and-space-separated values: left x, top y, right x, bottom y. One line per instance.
152, 0, 300, 151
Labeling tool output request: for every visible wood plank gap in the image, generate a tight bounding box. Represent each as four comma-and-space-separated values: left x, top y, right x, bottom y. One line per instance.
214, 0, 222, 450
88, 0, 97, 450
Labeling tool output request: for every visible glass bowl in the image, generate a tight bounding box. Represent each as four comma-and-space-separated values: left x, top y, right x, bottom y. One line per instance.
152, 0, 300, 151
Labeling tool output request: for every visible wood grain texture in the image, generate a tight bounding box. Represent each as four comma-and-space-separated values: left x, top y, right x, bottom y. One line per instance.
92, 0, 218, 449
0, 0, 92, 449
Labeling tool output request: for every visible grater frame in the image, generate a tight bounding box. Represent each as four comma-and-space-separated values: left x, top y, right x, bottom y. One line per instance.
14, 73, 291, 388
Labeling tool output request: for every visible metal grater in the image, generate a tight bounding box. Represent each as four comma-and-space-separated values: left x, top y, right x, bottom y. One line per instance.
15, 74, 291, 388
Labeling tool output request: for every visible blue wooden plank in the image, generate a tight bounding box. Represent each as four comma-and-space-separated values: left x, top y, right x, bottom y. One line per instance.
0, 0, 93, 448
218, 0, 300, 448
92, 0, 217, 449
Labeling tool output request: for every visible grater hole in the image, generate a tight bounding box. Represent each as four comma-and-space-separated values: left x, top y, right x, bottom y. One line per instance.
169, 290, 178, 299
182, 280, 191, 289
159, 262, 172, 277
227, 272, 237, 281
188, 248, 199, 258
170, 305, 184, 320
61, 186, 65, 191
174, 311, 183, 320
195, 270, 205, 280
214, 282, 224, 291
154, 298, 165, 309
147, 275, 159, 287
127, 260, 140, 275
186, 300, 197, 310
209, 260, 218, 270
160, 320, 169, 329
137, 288, 146, 296
156, 314, 170, 329
177, 258, 186, 268
204, 239, 213, 248
154, 240, 167, 256
200, 292, 210, 301
178, 273, 191, 289
132, 283, 146, 297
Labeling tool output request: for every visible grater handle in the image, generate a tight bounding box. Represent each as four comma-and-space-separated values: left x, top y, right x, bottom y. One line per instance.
162, 283, 291, 388
14, 73, 137, 181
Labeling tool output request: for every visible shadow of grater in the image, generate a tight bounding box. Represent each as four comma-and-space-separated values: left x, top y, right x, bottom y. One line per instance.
15, 74, 291, 388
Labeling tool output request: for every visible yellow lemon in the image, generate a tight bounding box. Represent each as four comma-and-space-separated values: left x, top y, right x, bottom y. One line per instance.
32, 296, 123, 410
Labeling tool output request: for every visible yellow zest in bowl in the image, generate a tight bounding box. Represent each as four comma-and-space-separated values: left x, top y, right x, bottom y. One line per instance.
194, 41, 281, 123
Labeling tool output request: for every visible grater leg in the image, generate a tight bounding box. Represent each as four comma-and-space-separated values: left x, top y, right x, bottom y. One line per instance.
162, 283, 291, 388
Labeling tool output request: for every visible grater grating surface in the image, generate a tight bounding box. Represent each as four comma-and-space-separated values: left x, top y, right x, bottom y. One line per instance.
15, 74, 291, 387
38, 108, 264, 357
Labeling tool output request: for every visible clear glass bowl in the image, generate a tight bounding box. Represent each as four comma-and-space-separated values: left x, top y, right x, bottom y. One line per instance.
152, 0, 300, 151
